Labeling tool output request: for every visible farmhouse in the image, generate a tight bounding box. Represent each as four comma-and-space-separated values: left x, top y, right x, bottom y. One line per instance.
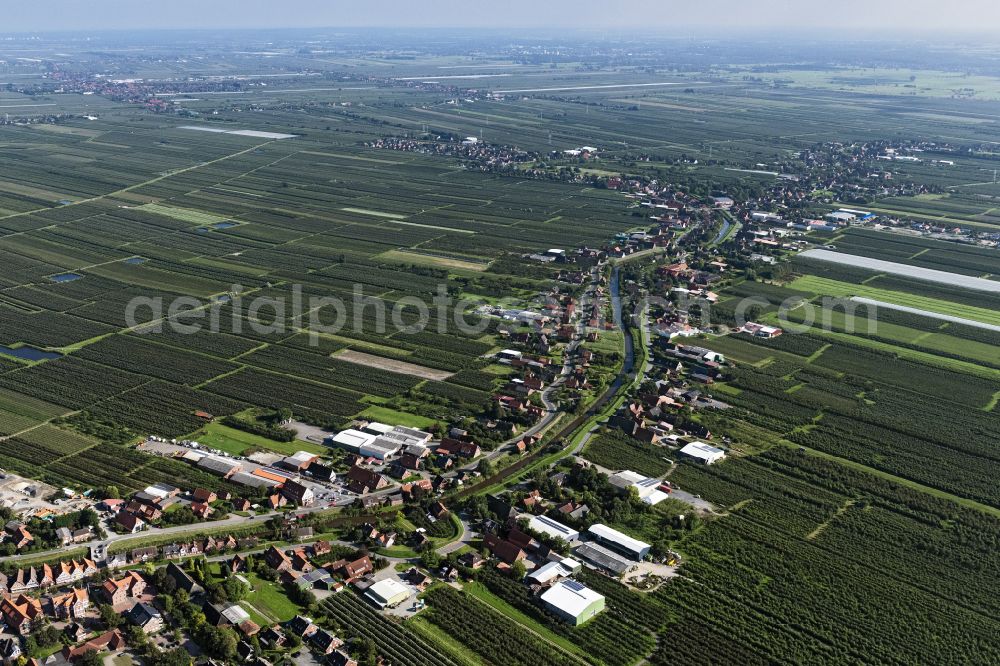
586, 524, 651, 560
345, 466, 388, 494
741, 322, 782, 338
363, 578, 411, 609
281, 480, 315, 507
483, 533, 527, 564
115, 512, 146, 533
678, 441, 726, 464
540, 580, 605, 626
332, 556, 373, 581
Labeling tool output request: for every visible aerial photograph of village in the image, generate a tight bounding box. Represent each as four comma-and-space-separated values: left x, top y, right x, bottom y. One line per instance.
0, 1, 996, 664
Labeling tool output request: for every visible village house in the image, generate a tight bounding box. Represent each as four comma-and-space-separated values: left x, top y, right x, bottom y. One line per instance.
265, 546, 293, 573
281, 480, 315, 507
0, 595, 42, 635
9, 526, 33, 550
0, 637, 21, 665
345, 466, 388, 495
131, 546, 158, 563
48, 588, 89, 620
165, 562, 203, 595
61, 630, 126, 662
125, 602, 164, 634
192, 488, 217, 504
101, 571, 146, 607
191, 502, 213, 519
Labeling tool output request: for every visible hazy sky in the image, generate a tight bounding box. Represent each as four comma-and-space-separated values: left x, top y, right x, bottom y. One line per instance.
4, 0, 1000, 33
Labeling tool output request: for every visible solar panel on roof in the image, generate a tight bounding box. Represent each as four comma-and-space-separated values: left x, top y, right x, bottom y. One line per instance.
563, 580, 586, 592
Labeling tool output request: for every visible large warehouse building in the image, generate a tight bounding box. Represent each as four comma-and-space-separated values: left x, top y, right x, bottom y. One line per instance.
364, 579, 411, 609
540, 579, 605, 625
586, 524, 651, 560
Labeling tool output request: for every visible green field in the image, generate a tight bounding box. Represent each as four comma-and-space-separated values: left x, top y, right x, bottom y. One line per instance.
359, 405, 438, 429
789, 275, 1000, 326
188, 422, 327, 456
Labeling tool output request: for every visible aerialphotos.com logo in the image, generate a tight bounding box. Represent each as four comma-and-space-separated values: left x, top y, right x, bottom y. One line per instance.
125, 284, 878, 343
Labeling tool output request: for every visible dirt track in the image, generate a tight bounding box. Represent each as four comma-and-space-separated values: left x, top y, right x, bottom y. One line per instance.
334, 349, 454, 381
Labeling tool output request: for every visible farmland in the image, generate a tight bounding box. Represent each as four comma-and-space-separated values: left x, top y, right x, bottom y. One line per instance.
1, 27, 1000, 666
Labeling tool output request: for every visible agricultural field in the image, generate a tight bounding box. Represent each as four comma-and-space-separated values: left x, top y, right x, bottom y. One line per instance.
1, 28, 1000, 666
0, 75, 647, 468
711, 245, 1000, 509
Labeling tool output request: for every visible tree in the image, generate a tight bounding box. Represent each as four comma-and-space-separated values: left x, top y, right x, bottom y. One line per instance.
355, 637, 378, 666
478, 458, 494, 477
99, 603, 122, 628
419, 549, 442, 570
197, 626, 238, 661
155, 648, 193, 666
78, 651, 103, 666
510, 560, 527, 580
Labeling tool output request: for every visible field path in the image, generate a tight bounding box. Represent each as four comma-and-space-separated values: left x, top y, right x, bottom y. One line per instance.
334, 349, 454, 380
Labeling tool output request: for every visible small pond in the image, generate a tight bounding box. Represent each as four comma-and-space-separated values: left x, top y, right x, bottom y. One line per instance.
0, 345, 62, 361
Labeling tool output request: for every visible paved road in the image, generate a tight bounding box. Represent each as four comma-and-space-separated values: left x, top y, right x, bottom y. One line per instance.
0, 484, 408, 564
435, 513, 474, 556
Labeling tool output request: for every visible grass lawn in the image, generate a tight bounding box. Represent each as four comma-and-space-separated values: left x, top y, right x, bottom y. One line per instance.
358, 405, 437, 429
586, 330, 625, 356
482, 363, 514, 376
190, 422, 326, 456
242, 572, 302, 623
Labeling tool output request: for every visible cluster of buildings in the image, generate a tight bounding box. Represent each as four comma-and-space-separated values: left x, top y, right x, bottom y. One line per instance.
178, 448, 333, 491
0, 559, 99, 598
261, 542, 373, 594
476, 508, 665, 624
113, 456, 325, 534
326, 423, 433, 462
0, 568, 148, 648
